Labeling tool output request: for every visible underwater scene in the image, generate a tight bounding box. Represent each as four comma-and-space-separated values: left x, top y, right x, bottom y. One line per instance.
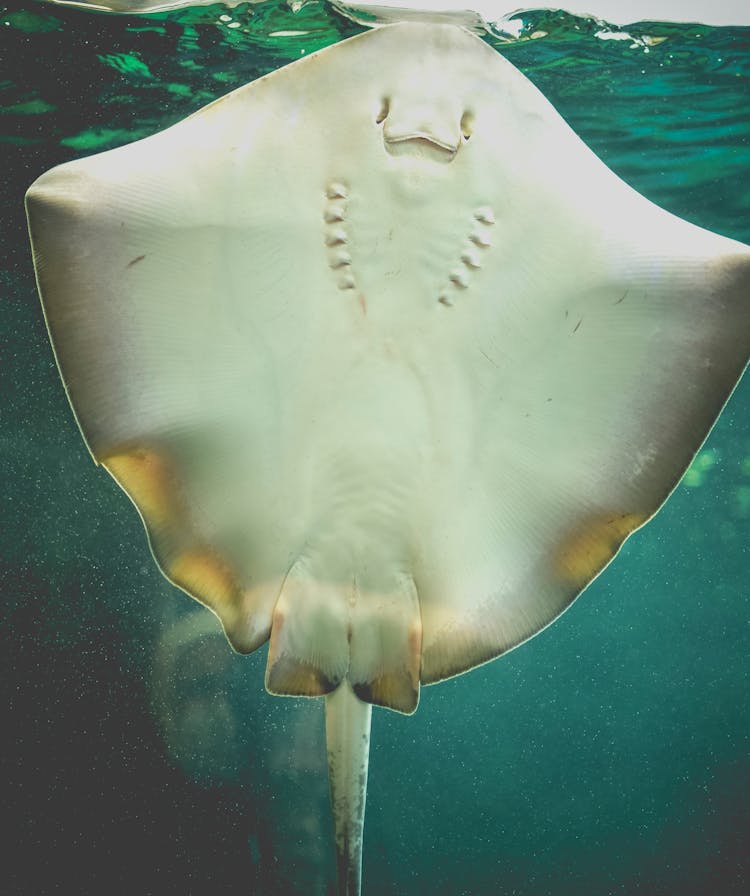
1, 2, 749, 894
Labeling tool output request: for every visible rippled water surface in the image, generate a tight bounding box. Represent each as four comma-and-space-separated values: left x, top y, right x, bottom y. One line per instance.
1, 4, 749, 894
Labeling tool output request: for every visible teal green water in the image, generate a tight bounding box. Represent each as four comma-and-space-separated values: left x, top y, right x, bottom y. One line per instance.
1, 3, 749, 893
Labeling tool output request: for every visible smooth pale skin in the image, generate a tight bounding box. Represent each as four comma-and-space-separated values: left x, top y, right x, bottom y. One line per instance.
26, 22, 750, 895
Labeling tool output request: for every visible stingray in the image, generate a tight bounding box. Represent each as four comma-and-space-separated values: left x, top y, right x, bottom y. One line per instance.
26, 22, 749, 895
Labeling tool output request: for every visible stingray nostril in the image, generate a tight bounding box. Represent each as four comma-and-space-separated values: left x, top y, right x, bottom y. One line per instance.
460, 110, 474, 141
375, 97, 390, 125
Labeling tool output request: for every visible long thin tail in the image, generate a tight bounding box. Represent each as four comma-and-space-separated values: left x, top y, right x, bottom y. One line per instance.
325, 681, 373, 896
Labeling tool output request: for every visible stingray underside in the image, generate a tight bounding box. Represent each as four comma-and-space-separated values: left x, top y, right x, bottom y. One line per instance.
26, 23, 750, 714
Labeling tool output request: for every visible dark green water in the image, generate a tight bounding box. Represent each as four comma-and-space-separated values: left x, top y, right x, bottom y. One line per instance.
1, 3, 749, 894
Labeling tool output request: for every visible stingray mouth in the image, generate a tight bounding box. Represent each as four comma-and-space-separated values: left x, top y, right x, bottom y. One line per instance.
384, 133, 459, 164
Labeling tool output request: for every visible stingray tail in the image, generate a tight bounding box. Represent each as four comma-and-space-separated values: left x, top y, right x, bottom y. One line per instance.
325, 681, 373, 896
